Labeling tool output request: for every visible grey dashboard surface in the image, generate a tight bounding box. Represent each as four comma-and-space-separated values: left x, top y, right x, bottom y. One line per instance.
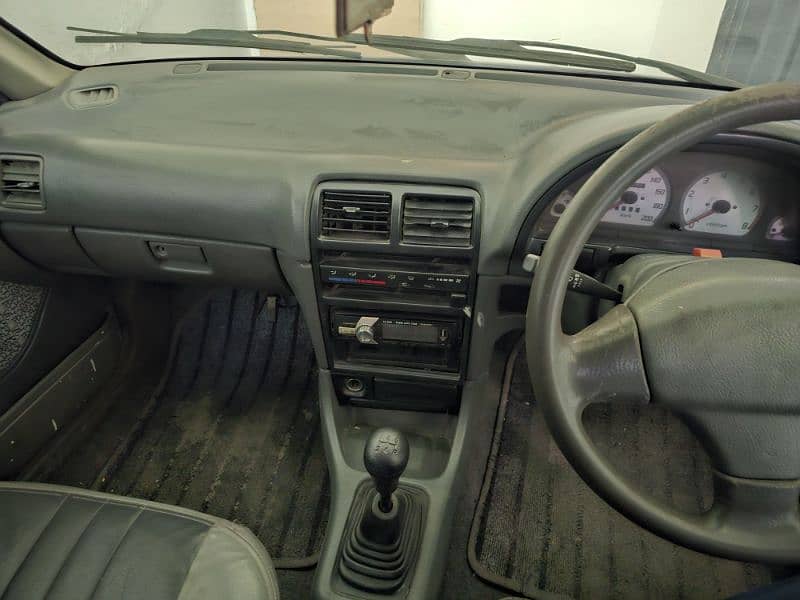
1, 59, 800, 276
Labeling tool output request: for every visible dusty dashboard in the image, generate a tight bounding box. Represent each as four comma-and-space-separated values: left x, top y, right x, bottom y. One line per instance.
512, 138, 800, 275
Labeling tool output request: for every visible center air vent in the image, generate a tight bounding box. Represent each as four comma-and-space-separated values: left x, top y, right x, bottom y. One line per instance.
402, 194, 474, 247
320, 190, 391, 240
1, 156, 43, 211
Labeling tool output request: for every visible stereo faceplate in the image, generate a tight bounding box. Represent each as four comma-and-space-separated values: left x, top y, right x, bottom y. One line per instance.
332, 311, 459, 348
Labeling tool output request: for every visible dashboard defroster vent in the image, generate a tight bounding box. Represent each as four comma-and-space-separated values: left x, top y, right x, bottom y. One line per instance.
402, 194, 474, 247
68, 85, 119, 109
320, 190, 391, 240
0, 156, 43, 211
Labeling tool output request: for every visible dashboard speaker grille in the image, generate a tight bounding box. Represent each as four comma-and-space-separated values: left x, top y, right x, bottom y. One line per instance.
402, 194, 474, 247
320, 190, 391, 240
0, 156, 43, 211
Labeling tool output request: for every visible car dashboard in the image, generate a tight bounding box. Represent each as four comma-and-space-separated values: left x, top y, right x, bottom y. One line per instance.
1, 59, 800, 404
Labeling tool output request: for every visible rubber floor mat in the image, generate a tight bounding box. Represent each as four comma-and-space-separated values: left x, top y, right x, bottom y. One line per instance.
46, 289, 329, 568
469, 343, 772, 599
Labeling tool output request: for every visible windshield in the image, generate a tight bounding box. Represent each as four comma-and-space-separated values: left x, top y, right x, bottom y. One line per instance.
2, 1, 798, 86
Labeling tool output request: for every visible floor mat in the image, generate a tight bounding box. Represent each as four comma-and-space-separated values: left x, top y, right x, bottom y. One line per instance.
46, 289, 329, 568
470, 342, 772, 599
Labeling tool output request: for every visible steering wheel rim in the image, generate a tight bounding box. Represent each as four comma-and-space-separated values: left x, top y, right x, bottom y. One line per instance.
526, 82, 800, 564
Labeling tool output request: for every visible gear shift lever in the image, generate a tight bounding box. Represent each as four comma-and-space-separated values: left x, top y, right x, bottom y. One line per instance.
364, 427, 409, 513
338, 427, 423, 593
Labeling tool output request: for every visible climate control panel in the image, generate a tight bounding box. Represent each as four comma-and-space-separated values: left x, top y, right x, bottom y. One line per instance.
320, 263, 469, 293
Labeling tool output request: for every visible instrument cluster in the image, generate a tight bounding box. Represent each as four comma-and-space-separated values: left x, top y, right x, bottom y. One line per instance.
531, 147, 800, 256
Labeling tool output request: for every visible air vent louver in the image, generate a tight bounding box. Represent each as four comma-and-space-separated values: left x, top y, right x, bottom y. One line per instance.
402, 194, 474, 247
69, 86, 118, 108
1, 156, 43, 211
320, 190, 391, 240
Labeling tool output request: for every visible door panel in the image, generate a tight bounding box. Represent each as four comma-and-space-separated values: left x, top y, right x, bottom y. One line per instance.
0, 277, 111, 414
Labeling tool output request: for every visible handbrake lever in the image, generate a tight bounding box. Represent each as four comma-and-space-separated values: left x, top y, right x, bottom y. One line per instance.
523, 253, 622, 302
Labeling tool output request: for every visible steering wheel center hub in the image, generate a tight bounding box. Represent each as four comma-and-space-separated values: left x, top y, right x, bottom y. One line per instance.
622, 256, 800, 417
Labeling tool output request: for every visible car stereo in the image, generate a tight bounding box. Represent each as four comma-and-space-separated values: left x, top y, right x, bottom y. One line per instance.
331, 312, 459, 347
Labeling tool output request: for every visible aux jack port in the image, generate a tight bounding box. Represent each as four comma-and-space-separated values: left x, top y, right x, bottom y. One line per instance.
344, 377, 365, 394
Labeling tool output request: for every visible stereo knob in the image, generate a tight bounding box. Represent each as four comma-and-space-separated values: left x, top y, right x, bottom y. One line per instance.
355, 324, 375, 344
355, 316, 380, 345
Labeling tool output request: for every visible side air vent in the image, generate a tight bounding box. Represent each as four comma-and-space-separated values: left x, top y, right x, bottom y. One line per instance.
0, 156, 44, 211
320, 190, 391, 240
402, 194, 474, 247
68, 85, 119, 109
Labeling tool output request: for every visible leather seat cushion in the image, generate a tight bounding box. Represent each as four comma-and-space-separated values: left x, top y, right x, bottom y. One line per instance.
0, 482, 279, 599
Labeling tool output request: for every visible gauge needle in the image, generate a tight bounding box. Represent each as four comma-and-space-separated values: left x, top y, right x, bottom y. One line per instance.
684, 207, 716, 227
684, 199, 732, 228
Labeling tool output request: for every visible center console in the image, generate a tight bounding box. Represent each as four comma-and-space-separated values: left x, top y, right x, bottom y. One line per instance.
309, 181, 489, 599
312, 181, 480, 414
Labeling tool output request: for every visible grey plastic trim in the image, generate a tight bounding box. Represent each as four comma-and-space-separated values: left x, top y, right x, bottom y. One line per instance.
0, 313, 121, 477
0, 23, 71, 99
467, 274, 528, 380
75, 228, 289, 292
0, 228, 60, 285
206, 62, 439, 76
474, 70, 729, 101
1, 223, 103, 275
277, 252, 330, 369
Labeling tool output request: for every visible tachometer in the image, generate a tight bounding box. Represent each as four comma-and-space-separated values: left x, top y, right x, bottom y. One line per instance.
681, 171, 761, 236
549, 168, 669, 226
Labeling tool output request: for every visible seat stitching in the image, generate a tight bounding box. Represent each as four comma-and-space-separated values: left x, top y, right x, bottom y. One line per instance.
42, 501, 105, 600
0, 483, 216, 527
0, 487, 278, 598
87, 506, 144, 600
0, 493, 69, 600
216, 524, 279, 598
175, 525, 214, 600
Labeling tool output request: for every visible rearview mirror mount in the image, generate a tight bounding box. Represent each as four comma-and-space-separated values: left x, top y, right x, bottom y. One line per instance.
335, 0, 394, 38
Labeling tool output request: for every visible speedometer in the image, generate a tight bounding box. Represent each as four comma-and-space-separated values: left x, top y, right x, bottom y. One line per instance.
549, 167, 669, 226
681, 171, 761, 236
601, 168, 669, 226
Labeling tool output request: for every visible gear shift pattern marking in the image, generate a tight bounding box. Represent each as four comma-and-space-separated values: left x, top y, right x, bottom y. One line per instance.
374, 433, 400, 454
364, 427, 410, 513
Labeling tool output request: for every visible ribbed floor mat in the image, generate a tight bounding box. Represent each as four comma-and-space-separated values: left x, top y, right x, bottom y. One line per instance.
46, 289, 329, 568
470, 343, 772, 599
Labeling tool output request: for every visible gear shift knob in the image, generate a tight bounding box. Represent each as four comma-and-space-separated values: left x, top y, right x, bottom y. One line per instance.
364, 427, 409, 513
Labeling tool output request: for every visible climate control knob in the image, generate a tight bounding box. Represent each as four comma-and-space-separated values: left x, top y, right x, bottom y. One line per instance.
355, 316, 379, 345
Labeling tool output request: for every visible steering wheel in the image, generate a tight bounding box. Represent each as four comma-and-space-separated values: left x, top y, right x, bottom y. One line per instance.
526, 82, 800, 564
